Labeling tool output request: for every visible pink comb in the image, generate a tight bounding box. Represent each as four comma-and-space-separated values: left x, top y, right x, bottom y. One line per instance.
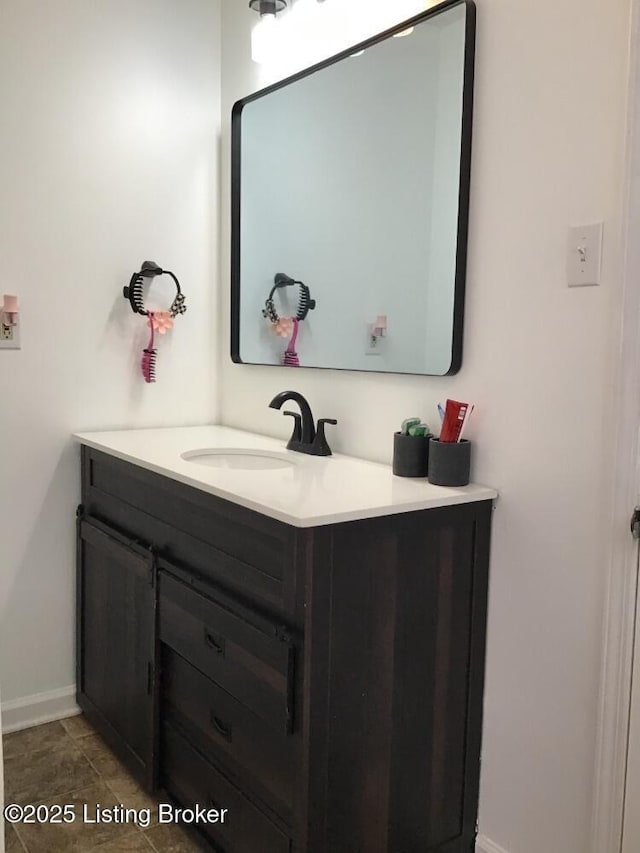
141, 313, 157, 383
282, 318, 300, 367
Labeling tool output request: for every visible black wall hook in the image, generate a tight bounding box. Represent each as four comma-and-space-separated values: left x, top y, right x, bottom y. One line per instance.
123, 262, 186, 317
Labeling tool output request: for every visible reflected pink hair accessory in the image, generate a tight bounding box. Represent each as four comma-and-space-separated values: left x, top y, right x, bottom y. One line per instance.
283, 319, 300, 367
272, 317, 294, 338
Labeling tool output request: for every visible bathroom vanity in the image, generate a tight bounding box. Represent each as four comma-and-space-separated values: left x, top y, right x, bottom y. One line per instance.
74, 426, 495, 853
73, 2, 484, 847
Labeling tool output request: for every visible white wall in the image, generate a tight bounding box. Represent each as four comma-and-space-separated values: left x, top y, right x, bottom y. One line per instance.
219, 2, 631, 853
0, 0, 221, 717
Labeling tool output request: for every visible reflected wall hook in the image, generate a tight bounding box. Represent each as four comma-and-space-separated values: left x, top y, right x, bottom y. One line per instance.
262, 273, 316, 323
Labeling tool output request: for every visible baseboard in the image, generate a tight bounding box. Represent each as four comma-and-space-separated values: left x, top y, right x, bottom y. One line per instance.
1, 686, 80, 734
476, 835, 511, 853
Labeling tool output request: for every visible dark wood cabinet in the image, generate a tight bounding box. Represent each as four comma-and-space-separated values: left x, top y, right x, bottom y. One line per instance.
77, 445, 493, 853
76, 515, 157, 790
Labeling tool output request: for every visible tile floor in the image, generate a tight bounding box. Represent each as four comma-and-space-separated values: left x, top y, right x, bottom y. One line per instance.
3, 716, 206, 852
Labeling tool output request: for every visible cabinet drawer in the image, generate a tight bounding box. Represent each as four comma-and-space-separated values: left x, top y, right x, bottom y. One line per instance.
86, 448, 294, 580
159, 572, 295, 734
162, 722, 291, 853
81, 446, 306, 623
163, 649, 296, 818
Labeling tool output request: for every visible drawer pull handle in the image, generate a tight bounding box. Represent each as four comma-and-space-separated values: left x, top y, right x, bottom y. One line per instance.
204, 629, 226, 657
210, 712, 233, 742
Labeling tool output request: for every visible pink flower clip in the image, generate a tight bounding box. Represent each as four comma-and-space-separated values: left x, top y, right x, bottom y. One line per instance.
148, 311, 174, 335
272, 317, 294, 338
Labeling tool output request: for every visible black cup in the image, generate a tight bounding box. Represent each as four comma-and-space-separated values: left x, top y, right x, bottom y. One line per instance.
393, 432, 431, 478
428, 439, 471, 487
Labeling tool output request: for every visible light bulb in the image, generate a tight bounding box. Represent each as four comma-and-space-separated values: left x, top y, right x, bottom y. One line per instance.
251, 13, 278, 65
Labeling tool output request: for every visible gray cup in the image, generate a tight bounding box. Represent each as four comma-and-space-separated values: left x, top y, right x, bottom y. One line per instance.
428, 439, 471, 487
393, 432, 431, 478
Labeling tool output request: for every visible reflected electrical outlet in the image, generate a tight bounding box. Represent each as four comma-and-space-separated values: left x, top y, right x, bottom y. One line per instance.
366, 328, 383, 356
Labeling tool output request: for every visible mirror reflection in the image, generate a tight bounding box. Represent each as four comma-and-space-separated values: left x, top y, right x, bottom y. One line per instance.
232, 1, 474, 376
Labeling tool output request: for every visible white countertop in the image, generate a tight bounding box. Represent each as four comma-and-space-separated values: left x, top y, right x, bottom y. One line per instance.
73, 425, 497, 528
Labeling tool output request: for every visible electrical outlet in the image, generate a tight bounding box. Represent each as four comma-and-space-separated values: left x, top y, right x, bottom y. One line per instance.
365, 330, 382, 356
0, 320, 20, 349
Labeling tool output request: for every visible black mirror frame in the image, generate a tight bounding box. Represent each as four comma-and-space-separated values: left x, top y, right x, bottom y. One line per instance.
230, 0, 476, 377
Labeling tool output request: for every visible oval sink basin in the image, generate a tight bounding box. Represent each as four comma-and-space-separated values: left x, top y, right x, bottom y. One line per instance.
181, 448, 296, 471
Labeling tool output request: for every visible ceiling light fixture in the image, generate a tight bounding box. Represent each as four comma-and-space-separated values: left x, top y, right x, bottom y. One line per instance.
249, 0, 288, 64
249, 0, 287, 13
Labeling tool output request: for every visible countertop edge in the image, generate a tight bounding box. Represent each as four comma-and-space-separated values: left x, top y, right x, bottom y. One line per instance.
74, 433, 499, 528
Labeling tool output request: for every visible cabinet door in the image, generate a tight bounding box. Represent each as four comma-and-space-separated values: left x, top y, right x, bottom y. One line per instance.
303, 504, 492, 853
76, 514, 157, 790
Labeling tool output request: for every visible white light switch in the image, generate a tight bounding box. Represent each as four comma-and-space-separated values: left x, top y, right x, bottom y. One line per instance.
567, 222, 604, 287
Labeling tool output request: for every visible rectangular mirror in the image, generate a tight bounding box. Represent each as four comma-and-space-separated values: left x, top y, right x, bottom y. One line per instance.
231, 0, 475, 376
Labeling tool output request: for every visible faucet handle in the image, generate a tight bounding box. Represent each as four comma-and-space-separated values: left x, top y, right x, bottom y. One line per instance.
283, 410, 302, 445
313, 418, 338, 457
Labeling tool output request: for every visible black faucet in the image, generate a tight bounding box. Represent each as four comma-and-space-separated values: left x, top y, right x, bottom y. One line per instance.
268, 391, 337, 457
